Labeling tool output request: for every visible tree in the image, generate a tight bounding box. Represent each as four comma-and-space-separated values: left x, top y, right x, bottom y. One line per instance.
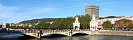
49, 18, 74, 29
114, 19, 133, 28
102, 21, 113, 29
79, 14, 91, 29
48, 14, 91, 29
9, 26, 31, 29
14, 14, 91, 29
34, 22, 50, 28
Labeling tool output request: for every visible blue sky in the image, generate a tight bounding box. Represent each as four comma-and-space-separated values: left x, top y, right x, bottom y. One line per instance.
0, 0, 133, 23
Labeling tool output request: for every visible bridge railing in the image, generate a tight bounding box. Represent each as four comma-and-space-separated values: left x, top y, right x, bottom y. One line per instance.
10, 29, 90, 33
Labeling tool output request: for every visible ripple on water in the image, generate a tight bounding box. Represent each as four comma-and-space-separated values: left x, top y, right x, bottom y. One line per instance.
0, 33, 24, 38
1, 34, 133, 40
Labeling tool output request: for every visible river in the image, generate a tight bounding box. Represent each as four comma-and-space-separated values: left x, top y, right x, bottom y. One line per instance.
0, 34, 133, 40
28, 35, 133, 40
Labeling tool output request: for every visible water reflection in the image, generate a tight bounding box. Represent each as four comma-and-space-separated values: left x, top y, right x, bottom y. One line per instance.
1, 35, 133, 40
29, 35, 133, 40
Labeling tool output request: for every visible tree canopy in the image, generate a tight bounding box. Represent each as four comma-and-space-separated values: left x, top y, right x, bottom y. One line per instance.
11, 14, 91, 29
102, 21, 113, 29
114, 19, 133, 28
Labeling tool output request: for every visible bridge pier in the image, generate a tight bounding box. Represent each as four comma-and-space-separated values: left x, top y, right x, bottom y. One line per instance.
37, 33, 41, 38
67, 30, 73, 36
38, 30, 42, 38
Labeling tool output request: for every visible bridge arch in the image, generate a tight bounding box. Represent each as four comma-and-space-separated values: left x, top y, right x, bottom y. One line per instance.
21, 33, 40, 38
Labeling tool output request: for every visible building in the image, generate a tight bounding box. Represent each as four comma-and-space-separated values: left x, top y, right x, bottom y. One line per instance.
85, 5, 99, 20
10, 23, 16, 27
99, 16, 133, 24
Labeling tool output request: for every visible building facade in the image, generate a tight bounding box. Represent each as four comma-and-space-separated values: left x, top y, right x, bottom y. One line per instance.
99, 16, 133, 24
85, 5, 99, 20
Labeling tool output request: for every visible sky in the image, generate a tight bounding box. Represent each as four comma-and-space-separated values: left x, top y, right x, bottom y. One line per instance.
0, 0, 133, 23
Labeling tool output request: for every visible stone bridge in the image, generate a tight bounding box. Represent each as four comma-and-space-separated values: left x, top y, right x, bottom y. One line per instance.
8, 29, 133, 38
11, 29, 92, 38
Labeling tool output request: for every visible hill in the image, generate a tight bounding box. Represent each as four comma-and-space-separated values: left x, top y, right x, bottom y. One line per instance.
18, 18, 57, 24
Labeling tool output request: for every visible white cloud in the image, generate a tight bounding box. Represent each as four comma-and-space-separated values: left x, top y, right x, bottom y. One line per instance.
0, 3, 30, 23
0, 3, 58, 23
0, 3, 15, 18
27, 7, 57, 14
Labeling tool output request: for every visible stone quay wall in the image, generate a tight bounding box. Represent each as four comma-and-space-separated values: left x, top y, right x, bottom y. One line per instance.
90, 30, 133, 36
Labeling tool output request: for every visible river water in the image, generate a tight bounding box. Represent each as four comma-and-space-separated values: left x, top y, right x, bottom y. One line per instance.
0, 34, 133, 40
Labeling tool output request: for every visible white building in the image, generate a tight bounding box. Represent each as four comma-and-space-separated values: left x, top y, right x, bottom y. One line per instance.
99, 16, 133, 24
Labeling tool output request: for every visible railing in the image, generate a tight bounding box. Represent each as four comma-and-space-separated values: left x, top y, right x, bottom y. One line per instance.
11, 29, 90, 33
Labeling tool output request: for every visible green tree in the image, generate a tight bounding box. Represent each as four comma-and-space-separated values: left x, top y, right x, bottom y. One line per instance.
34, 22, 50, 28
10, 26, 31, 29
102, 21, 113, 29
79, 14, 91, 29
15, 14, 91, 29
49, 18, 74, 29
48, 14, 91, 29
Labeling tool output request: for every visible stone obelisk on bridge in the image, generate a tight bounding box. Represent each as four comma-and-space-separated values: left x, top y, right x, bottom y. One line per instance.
90, 14, 98, 31
73, 16, 80, 30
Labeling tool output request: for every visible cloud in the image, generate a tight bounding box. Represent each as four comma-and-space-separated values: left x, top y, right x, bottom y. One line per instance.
25, 7, 57, 14
0, 3, 58, 23
0, 3, 15, 18
0, 3, 30, 23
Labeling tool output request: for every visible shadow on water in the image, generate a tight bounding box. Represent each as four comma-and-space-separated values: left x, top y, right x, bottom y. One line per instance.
1, 34, 133, 40
0, 36, 42, 40
17, 33, 89, 40
41, 34, 67, 38
72, 33, 88, 36
18, 35, 36, 39
0, 38, 18, 40
0, 33, 24, 40
16, 34, 68, 40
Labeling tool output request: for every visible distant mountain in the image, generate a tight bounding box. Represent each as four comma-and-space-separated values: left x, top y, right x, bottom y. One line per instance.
105, 16, 117, 18
18, 18, 57, 24
99, 16, 117, 19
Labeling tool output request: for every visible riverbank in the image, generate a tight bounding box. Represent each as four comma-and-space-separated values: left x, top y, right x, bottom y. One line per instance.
90, 30, 133, 36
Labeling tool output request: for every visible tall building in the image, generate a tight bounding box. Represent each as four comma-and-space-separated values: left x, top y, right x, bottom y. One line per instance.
85, 5, 99, 20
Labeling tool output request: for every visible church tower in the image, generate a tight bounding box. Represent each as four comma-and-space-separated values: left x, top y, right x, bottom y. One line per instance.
73, 17, 80, 30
